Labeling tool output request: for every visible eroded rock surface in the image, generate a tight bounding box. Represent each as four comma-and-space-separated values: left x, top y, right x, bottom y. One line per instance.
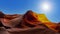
0, 10, 60, 34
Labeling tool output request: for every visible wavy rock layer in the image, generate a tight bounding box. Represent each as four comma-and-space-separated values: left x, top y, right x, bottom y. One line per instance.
0, 10, 60, 34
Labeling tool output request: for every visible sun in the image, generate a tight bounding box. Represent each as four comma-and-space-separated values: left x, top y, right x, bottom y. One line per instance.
42, 3, 50, 11
40, 2, 52, 12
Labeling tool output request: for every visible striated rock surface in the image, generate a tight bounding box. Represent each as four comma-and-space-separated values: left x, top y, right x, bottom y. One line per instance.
0, 10, 60, 34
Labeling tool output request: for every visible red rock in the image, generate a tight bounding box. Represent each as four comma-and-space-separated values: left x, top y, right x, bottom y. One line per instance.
0, 10, 59, 34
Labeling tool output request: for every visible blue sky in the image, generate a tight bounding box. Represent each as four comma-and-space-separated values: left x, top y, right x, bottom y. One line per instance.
0, 0, 60, 22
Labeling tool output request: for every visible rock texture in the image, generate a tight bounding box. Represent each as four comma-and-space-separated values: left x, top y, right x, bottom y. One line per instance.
0, 10, 60, 34
0, 27, 10, 34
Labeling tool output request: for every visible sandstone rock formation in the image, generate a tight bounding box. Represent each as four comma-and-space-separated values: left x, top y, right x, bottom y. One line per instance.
0, 10, 60, 34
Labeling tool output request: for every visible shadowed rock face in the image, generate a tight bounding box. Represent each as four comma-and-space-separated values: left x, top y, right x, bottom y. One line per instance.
0, 10, 60, 34
23, 10, 38, 21
0, 21, 4, 27
55, 23, 60, 33
23, 10, 42, 25
8, 28, 58, 34
0, 27, 10, 34
0, 11, 5, 18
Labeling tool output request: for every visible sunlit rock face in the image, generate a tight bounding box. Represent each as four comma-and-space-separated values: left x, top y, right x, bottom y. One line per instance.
0, 10, 60, 34
23, 10, 57, 31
